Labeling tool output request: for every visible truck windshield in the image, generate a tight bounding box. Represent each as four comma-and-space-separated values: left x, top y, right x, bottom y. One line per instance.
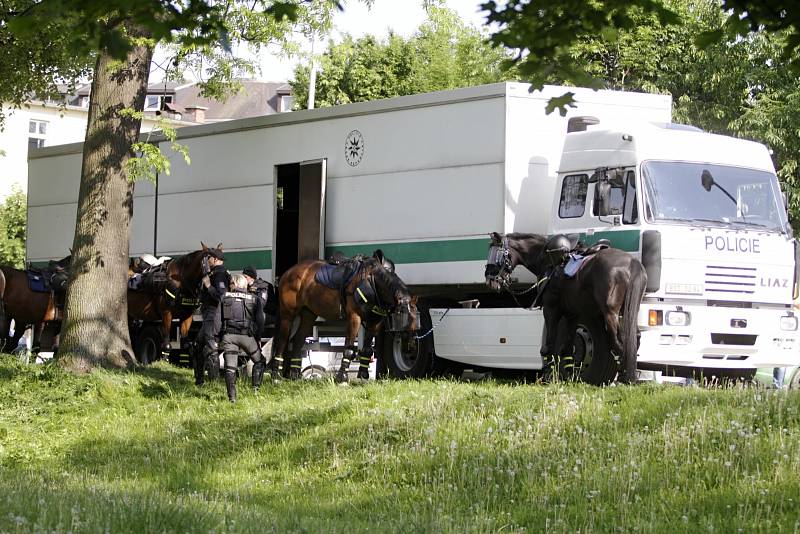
641, 161, 788, 233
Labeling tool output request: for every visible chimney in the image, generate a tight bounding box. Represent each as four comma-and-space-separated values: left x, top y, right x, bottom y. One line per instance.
184, 105, 208, 124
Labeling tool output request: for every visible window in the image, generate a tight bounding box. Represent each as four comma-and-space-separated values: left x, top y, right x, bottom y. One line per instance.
593, 175, 625, 216
28, 119, 48, 152
622, 170, 638, 224
145, 94, 173, 110
559, 174, 588, 218
279, 94, 293, 112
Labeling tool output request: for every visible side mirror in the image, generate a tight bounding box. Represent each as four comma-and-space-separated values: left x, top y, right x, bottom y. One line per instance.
595, 181, 612, 217
701, 169, 714, 192
610, 169, 626, 187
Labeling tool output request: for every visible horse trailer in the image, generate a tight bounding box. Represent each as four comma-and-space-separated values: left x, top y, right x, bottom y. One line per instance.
27, 82, 799, 382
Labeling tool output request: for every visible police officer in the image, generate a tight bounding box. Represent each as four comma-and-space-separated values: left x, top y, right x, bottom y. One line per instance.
242, 266, 278, 331
220, 274, 266, 402
194, 247, 230, 386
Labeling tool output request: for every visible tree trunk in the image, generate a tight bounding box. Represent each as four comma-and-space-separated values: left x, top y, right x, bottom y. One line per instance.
58, 28, 153, 372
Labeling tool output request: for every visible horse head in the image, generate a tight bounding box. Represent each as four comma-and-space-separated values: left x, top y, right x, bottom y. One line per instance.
367, 255, 418, 332
485, 232, 549, 290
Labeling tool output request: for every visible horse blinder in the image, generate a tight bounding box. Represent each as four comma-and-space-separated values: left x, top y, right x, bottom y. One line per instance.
485, 240, 512, 290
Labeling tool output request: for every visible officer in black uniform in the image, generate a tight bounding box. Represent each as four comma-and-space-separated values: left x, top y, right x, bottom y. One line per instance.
194, 247, 230, 386
220, 274, 266, 402
242, 266, 278, 331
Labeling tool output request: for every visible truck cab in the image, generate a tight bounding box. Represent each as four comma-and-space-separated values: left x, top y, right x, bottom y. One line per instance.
552, 120, 799, 372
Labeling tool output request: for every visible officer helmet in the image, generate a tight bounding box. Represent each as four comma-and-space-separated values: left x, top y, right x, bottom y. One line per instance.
544, 234, 572, 266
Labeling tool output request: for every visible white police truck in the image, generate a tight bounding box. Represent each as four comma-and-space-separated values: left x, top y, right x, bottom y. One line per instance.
26, 83, 799, 382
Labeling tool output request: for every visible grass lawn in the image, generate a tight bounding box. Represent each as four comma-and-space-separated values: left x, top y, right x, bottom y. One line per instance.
1, 356, 799, 533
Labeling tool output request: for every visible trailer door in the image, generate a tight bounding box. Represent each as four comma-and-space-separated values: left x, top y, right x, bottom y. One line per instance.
298, 159, 327, 262
274, 159, 327, 279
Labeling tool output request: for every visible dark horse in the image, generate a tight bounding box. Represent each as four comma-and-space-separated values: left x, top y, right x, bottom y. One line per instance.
0, 256, 71, 352
127, 243, 215, 363
485, 232, 647, 384
272, 250, 418, 382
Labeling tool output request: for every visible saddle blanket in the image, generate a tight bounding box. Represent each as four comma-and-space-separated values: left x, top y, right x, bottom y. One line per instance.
314, 262, 359, 290
26, 271, 49, 293
564, 254, 591, 278
128, 273, 144, 291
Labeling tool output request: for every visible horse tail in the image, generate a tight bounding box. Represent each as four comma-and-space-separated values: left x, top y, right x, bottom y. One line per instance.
622, 259, 647, 382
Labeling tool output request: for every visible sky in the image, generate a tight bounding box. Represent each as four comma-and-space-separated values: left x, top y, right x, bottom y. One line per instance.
256, 0, 492, 81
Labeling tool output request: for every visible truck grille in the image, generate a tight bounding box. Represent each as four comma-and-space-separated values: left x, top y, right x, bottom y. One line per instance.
705, 265, 756, 295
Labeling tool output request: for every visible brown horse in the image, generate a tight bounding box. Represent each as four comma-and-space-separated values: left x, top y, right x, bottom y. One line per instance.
127, 243, 218, 363
0, 256, 70, 352
272, 250, 418, 382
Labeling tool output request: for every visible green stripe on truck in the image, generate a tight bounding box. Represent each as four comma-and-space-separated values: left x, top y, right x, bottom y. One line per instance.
326, 238, 490, 264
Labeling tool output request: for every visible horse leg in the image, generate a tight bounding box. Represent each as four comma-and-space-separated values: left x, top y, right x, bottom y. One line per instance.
540, 297, 562, 383
557, 315, 579, 381
160, 310, 173, 360
288, 310, 315, 380
335, 312, 362, 384
357, 323, 380, 380
603, 309, 625, 377
270, 312, 294, 380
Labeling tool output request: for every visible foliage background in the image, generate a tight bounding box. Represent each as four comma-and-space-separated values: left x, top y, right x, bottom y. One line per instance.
0, 186, 26, 268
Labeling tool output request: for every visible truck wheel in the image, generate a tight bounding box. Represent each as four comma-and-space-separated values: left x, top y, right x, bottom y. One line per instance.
382, 307, 434, 378
574, 316, 615, 385
134, 325, 163, 365
787, 367, 800, 389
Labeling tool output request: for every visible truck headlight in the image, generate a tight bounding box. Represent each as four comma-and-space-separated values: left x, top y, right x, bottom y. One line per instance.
666, 310, 690, 326
780, 314, 798, 331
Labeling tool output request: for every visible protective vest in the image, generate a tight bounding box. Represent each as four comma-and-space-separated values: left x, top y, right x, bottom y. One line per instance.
221, 291, 259, 335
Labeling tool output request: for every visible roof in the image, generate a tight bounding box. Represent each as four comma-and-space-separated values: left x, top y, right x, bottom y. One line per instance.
174, 80, 292, 121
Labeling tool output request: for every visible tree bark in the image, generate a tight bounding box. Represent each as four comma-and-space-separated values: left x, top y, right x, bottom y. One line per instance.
58, 27, 153, 372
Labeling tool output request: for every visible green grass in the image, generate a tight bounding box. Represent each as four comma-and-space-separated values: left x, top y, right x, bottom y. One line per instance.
1, 356, 799, 533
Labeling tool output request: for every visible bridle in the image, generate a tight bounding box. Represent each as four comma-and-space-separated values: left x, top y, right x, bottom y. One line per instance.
485, 236, 513, 288
485, 235, 547, 302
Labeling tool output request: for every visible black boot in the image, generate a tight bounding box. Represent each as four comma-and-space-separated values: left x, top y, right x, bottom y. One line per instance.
225, 370, 237, 403
252, 360, 265, 392
206, 351, 220, 379
193, 348, 204, 386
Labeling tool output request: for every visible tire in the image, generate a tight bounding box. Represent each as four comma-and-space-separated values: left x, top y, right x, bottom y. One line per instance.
787, 367, 800, 390
574, 315, 616, 386
302, 364, 329, 380
134, 325, 164, 365
382, 306, 434, 379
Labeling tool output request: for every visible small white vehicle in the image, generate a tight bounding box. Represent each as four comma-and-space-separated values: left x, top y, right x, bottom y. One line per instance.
27, 83, 798, 381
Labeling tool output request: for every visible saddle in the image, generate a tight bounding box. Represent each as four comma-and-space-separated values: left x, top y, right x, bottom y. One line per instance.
315, 253, 364, 317
26, 261, 69, 296
531, 238, 612, 308
128, 262, 170, 294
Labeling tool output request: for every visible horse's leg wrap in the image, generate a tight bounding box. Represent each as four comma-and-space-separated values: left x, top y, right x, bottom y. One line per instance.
540, 355, 558, 383
289, 357, 302, 380
559, 354, 576, 381
335, 346, 358, 383
270, 356, 284, 380
357, 346, 373, 380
